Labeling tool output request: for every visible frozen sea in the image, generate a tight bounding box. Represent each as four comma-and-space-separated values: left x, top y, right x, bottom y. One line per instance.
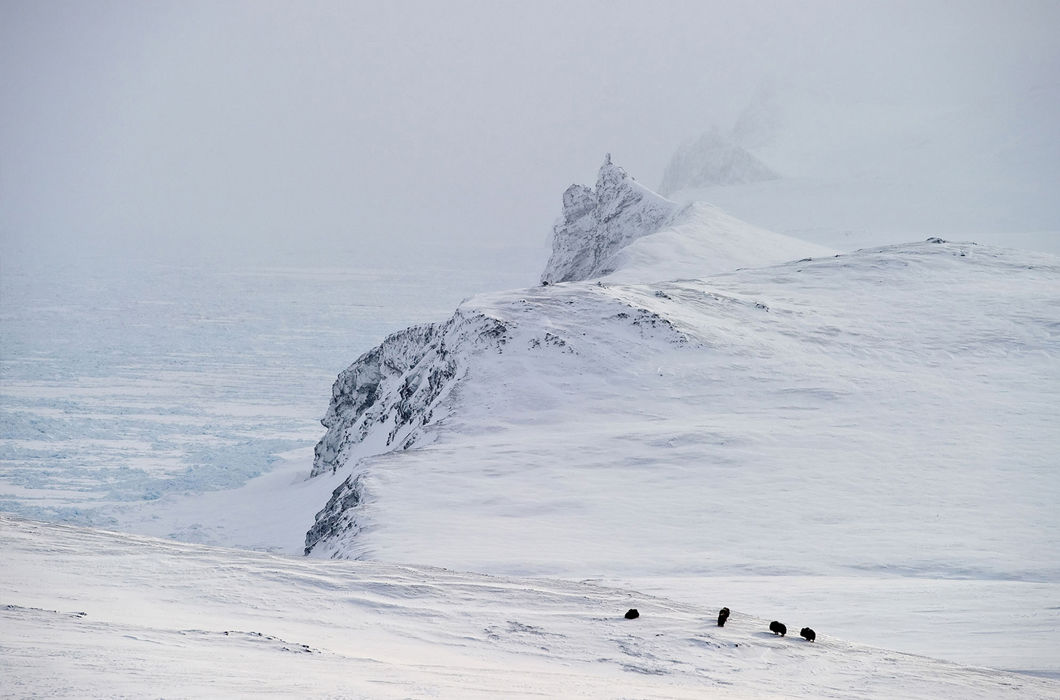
0, 240, 540, 528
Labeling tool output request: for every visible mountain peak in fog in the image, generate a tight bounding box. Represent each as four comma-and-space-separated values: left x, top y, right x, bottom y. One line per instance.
659, 128, 778, 196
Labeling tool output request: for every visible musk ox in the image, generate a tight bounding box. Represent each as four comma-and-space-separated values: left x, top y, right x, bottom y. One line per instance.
800, 627, 816, 642
624, 608, 640, 619
769, 621, 787, 636
717, 607, 730, 627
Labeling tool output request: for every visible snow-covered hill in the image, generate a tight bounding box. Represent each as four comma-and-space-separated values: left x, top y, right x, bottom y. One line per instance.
308, 237, 1059, 576
3, 515, 1056, 699
302, 163, 1059, 675
308, 160, 835, 557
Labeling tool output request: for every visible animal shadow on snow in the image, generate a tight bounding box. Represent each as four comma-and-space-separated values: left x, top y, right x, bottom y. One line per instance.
755, 631, 793, 640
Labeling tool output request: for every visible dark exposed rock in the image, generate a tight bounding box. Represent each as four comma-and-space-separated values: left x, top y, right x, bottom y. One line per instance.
311, 310, 510, 478
304, 474, 366, 555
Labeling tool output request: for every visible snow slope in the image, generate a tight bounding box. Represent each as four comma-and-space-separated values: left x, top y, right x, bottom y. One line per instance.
602, 201, 832, 284
306, 231, 1060, 672
3, 515, 1056, 699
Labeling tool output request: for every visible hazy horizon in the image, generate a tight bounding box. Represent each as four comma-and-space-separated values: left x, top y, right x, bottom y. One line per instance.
3, 0, 1058, 262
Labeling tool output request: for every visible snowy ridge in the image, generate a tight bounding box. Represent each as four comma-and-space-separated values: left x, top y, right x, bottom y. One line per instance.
602, 201, 833, 283
307, 163, 830, 554
306, 282, 690, 556
540, 154, 681, 284
4, 515, 1056, 699
299, 158, 1057, 672
302, 237, 1059, 672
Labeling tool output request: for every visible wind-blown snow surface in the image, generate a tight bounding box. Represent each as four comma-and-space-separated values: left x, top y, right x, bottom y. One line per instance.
307, 237, 1059, 674
3, 516, 1056, 699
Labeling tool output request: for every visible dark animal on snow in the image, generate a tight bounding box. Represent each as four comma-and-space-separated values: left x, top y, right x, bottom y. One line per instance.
769, 621, 787, 636
624, 608, 639, 619
800, 627, 816, 642
717, 607, 730, 627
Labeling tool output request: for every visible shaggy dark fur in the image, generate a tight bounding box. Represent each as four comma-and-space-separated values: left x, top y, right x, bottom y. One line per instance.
624, 608, 640, 619
717, 607, 730, 627
800, 627, 816, 642
769, 621, 787, 636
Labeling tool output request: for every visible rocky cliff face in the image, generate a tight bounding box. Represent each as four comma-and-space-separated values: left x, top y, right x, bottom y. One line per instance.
540, 155, 681, 284
304, 473, 365, 555
305, 308, 512, 554
310, 309, 511, 479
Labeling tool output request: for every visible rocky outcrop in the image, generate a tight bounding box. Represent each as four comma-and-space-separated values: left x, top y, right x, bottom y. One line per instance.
659, 129, 777, 196
304, 473, 365, 555
310, 309, 511, 479
540, 155, 681, 284
306, 307, 512, 555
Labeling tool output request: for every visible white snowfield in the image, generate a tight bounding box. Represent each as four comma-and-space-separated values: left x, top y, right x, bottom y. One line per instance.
302, 166, 1060, 680
2, 515, 1056, 699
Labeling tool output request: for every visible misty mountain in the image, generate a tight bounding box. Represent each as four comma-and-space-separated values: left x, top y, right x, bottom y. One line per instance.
667, 83, 1060, 251
658, 128, 779, 195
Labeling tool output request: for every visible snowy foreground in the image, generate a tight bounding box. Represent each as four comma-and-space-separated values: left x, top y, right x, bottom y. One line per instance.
3, 515, 1056, 699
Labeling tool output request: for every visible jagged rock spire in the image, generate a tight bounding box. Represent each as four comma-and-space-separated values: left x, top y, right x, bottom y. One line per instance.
541, 156, 680, 284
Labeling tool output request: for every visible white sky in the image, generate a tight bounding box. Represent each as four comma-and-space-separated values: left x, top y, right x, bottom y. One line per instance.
2, 0, 1058, 260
